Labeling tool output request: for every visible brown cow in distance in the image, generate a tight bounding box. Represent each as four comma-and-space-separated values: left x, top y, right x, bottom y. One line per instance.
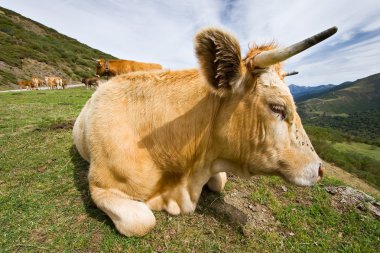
82, 77, 99, 89
96, 59, 162, 77
17, 80, 32, 90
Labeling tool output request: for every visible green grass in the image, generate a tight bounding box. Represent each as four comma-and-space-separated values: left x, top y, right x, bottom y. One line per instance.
1, 88, 379, 252
333, 142, 380, 162
305, 125, 380, 190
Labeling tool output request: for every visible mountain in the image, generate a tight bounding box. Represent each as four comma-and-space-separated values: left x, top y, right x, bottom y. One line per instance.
297, 73, 380, 143
0, 7, 116, 89
289, 84, 335, 102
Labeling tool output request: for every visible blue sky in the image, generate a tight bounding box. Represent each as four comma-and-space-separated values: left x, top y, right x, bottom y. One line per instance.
1, 0, 380, 86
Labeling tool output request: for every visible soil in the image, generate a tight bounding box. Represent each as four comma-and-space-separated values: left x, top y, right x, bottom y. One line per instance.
198, 186, 279, 237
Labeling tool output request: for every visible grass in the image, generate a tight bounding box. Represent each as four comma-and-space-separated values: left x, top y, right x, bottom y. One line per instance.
305, 125, 380, 190
1, 88, 379, 252
333, 142, 380, 162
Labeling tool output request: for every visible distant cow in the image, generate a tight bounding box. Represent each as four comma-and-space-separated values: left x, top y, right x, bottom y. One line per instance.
74, 27, 337, 237
82, 77, 99, 89
17, 80, 32, 90
32, 77, 44, 89
96, 59, 162, 77
62, 79, 68, 89
45, 77, 63, 89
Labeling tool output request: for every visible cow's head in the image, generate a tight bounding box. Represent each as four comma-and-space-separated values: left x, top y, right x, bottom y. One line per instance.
195, 27, 337, 186
95, 59, 106, 76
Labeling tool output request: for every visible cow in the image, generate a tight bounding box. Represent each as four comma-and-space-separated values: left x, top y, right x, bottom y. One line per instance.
61, 79, 68, 89
45, 77, 63, 89
17, 80, 32, 90
73, 27, 337, 237
32, 77, 44, 90
81, 77, 99, 89
95, 59, 163, 77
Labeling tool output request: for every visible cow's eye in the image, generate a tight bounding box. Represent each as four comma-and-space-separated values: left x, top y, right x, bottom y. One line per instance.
270, 104, 286, 120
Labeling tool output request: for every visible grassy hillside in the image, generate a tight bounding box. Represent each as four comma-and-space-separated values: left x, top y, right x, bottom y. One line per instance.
305, 126, 380, 190
0, 7, 116, 89
1, 88, 379, 252
297, 73, 380, 144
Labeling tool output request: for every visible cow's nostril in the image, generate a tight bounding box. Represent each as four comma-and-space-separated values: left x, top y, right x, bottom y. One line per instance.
318, 163, 324, 177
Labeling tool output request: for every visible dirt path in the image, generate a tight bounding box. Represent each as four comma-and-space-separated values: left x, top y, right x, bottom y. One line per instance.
0, 84, 85, 93
324, 162, 380, 198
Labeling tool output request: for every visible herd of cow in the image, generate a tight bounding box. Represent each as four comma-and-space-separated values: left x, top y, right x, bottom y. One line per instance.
17, 76, 67, 90
17, 58, 163, 90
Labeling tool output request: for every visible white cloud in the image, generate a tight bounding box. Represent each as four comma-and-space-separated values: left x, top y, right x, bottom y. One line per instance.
1, 0, 380, 86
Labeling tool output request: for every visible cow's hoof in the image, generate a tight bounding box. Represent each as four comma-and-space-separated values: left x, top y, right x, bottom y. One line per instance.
207, 172, 227, 192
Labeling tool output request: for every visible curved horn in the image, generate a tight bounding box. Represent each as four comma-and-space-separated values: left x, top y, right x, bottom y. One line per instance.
283, 71, 299, 77
92, 58, 98, 61
252, 26, 338, 67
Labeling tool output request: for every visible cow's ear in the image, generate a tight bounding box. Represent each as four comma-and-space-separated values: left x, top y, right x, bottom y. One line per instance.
195, 28, 242, 95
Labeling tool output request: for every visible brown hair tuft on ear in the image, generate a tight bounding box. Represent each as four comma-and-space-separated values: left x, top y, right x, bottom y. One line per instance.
194, 27, 242, 95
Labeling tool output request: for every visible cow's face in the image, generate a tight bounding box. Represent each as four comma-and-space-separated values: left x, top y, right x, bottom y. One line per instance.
194, 28, 335, 186
246, 66, 322, 186
96, 59, 106, 76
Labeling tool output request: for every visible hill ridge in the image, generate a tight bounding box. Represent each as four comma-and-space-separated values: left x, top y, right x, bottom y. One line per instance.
0, 7, 116, 89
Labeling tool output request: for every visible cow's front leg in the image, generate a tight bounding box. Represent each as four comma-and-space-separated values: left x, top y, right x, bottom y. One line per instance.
90, 184, 156, 237
207, 172, 227, 192
146, 184, 201, 215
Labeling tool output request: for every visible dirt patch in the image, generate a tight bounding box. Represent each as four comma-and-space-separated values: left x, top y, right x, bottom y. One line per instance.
49, 120, 74, 131
22, 58, 68, 79
198, 187, 278, 237
326, 186, 380, 219
30, 228, 47, 244
8, 14, 47, 36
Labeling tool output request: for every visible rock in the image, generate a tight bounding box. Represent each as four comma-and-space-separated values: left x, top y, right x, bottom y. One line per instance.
198, 188, 278, 237
367, 203, 380, 219
325, 186, 380, 219
281, 185, 288, 192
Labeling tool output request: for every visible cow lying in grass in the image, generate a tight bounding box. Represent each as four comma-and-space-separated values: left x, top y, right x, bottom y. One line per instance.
73, 26, 337, 236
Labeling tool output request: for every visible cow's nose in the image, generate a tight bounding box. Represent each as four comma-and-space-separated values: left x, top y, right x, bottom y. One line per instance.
318, 163, 324, 178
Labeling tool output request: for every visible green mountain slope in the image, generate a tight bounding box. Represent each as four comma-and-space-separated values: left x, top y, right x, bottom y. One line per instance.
297, 73, 380, 143
0, 7, 116, 89
289, 84, 335, 101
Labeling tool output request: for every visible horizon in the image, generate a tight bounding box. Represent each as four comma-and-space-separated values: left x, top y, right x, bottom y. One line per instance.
1, 0, 380, 86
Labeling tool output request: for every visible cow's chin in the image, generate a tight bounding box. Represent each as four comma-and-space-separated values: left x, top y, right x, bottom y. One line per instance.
282, 162, 321, 187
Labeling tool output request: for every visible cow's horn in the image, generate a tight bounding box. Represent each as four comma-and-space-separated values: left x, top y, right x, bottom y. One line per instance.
92, 58, 98, 61
284, 71, 299, 77
252, 26, 338, 68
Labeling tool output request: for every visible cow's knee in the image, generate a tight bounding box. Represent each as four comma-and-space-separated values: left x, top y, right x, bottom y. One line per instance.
91, 186, 156, 237
207, 172, 227, 192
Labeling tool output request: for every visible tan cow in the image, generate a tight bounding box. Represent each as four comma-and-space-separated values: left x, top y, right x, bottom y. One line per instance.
32, 77, 44, 90
73, 27, 337, 236
45, 77, 63, 89
96, 59, 162, 77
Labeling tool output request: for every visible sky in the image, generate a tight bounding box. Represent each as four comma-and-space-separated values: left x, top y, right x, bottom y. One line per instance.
1, 0, 380, 86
